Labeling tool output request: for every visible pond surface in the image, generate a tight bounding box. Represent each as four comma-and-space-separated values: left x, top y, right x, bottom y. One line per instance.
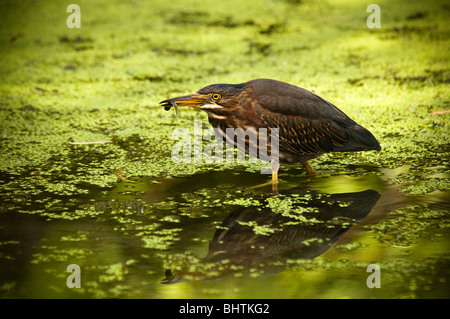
1, 163, 448, 298
0, 0, 449, 299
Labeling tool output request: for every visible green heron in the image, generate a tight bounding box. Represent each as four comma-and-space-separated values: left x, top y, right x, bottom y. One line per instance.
160, 79, 381, 188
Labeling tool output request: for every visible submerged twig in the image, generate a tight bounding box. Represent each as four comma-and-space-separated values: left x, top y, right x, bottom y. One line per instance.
69, 141, 112, 145
116, 170, 140, 184
429, 110, 450, 115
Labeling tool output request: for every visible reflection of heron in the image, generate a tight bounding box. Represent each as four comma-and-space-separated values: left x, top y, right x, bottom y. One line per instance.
161, 188, 380, 284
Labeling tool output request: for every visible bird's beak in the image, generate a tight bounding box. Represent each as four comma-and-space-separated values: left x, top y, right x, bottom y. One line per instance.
159, 93, 208, 109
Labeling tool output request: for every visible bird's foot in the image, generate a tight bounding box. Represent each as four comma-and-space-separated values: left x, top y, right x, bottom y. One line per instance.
247, 171, 279, 194
302, 161, 317, 177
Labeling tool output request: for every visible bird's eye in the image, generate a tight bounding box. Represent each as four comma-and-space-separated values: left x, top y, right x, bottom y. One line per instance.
211, 93, 221, 101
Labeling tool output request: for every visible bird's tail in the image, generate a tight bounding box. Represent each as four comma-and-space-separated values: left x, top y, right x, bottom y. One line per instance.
334, 124, 381, 152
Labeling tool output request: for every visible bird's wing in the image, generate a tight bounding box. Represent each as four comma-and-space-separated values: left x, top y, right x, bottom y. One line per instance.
253, 81, 356, 121
254, 95, 354, 154
251, 79, 381, 154
251, 79, 355, 121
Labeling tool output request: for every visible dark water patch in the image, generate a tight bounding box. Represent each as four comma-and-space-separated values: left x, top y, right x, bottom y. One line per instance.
164, 10, 256, 29
246, 39, 272, 55
406, 12, 428, 20
379, 25, 443, 40
151, 47, 215, 57
393, 69, 450, 86
207, 16, 256, 28
59, 36, 94, 44
59, 35, 94, 51
345, 53, 366, 67
132, 74, 165, 82
346, 69, 450, 87
164, 10, 210, 26
281, 0, 304, 5
257, 22, 286, 35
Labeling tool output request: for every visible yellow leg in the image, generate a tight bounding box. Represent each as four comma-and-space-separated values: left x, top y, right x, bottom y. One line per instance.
272, 171, 279, 194
302, 161, 317, 176
272, 171, 278, 184
271, 159, 279, 194
248, 161, 279, 193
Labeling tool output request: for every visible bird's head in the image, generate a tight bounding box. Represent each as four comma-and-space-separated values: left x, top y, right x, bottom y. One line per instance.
159, 82, 248, 115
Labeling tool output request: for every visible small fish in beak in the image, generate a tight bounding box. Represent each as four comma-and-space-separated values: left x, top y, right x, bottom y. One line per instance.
164, 100, 179, 116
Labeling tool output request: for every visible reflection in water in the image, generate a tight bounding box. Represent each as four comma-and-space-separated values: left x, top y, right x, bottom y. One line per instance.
161, 188, 380, 284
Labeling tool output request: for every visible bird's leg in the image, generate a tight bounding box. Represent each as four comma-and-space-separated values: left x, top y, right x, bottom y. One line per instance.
247, 159, 279, 193
301, 161, 317, 176
272, 171, 278, 185
271, 171, 279, 195
271, 158, 279, 194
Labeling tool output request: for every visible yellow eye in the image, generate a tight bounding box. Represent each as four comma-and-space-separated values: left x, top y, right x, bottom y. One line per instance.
211, 93, 221, 101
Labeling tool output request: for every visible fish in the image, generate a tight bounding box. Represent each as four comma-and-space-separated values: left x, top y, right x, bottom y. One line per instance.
164, 100, 179, 116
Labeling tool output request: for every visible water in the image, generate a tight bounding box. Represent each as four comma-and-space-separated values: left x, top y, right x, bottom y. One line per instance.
1, 165, 448, 299
0, 0, 448, 301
